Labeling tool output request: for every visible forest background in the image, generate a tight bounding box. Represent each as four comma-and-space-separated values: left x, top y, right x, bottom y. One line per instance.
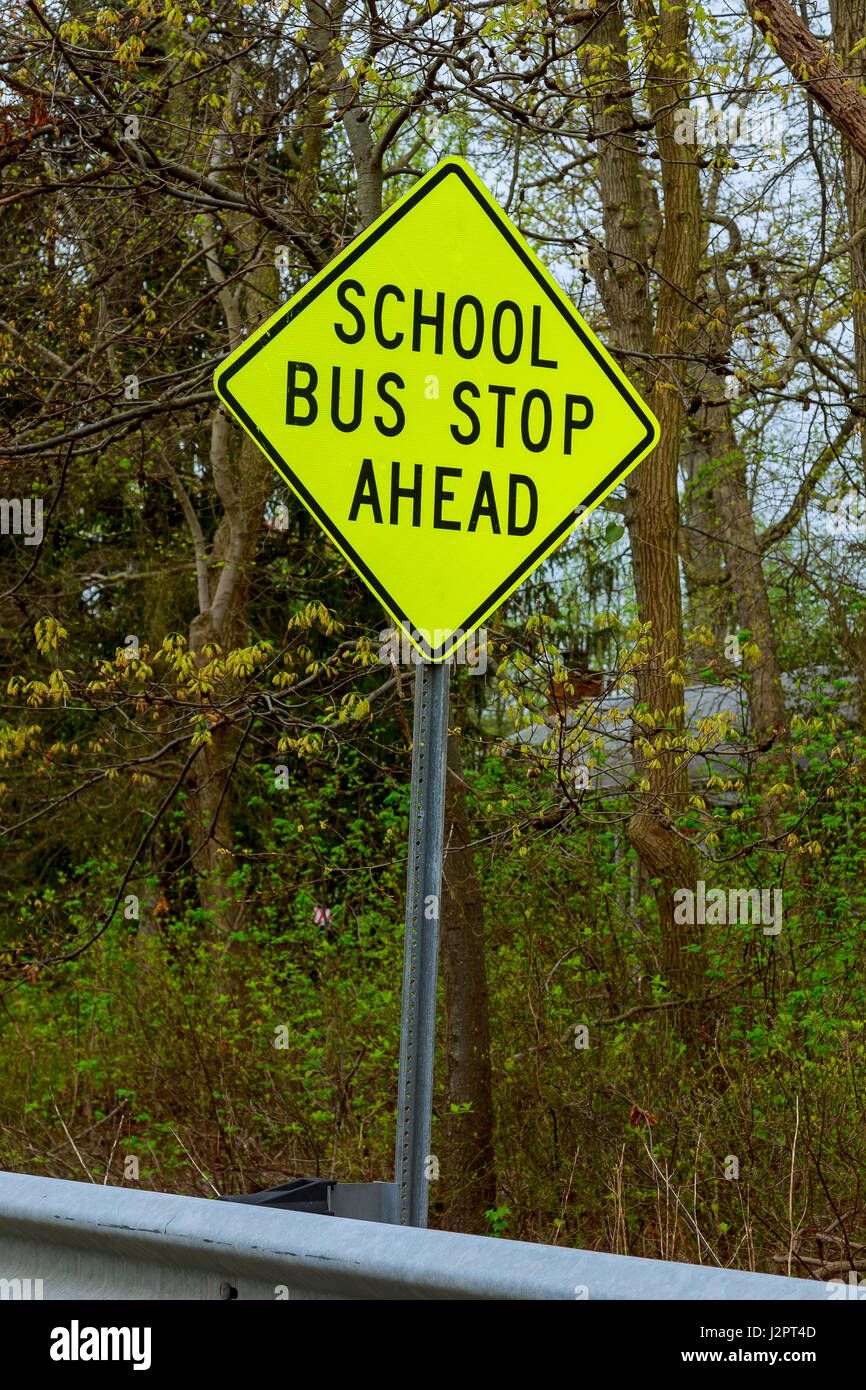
1, 0, 866, 1281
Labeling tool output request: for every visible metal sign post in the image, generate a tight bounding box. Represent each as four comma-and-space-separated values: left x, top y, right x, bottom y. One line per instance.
394, 660, 450, 1227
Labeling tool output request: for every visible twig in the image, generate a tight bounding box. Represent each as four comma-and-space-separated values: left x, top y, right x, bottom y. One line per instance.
167, 1126, 221, 1197
49, 1090, 95, 1183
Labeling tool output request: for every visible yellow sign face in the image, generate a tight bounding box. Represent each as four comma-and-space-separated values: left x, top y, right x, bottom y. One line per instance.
214, 158, 658, 662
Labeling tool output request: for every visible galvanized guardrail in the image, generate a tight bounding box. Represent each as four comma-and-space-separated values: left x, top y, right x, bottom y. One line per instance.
0, 1172, 832, 1300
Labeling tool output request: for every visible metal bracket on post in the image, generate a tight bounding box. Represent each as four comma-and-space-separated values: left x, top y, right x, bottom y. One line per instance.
220, 1178, 399, 1224
394, 659, 451, 1228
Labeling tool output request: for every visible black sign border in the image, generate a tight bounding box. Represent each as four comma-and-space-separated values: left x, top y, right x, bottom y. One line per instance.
215, 160, 656, 662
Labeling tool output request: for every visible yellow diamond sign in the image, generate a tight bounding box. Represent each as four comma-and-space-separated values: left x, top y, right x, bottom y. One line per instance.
214, 158, 659, 662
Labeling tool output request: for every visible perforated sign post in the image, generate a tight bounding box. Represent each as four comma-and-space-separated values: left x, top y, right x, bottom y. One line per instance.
214, 157, 659, 1227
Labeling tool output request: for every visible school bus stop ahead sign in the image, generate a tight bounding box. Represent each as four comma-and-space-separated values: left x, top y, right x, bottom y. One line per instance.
214, 158, 659, 662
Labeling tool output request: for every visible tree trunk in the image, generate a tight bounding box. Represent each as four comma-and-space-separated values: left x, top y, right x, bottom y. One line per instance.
830, 0, 866, 481
828, 1, 866, 737
681, 432, 730, 650
440, 721, 496, 1233
625, 1, 704, 995
745, 0, 866, 163
181, 248, 275, 941
183, 711, 241, 937
689, 204, 791, 832
578, 3, 702, 998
